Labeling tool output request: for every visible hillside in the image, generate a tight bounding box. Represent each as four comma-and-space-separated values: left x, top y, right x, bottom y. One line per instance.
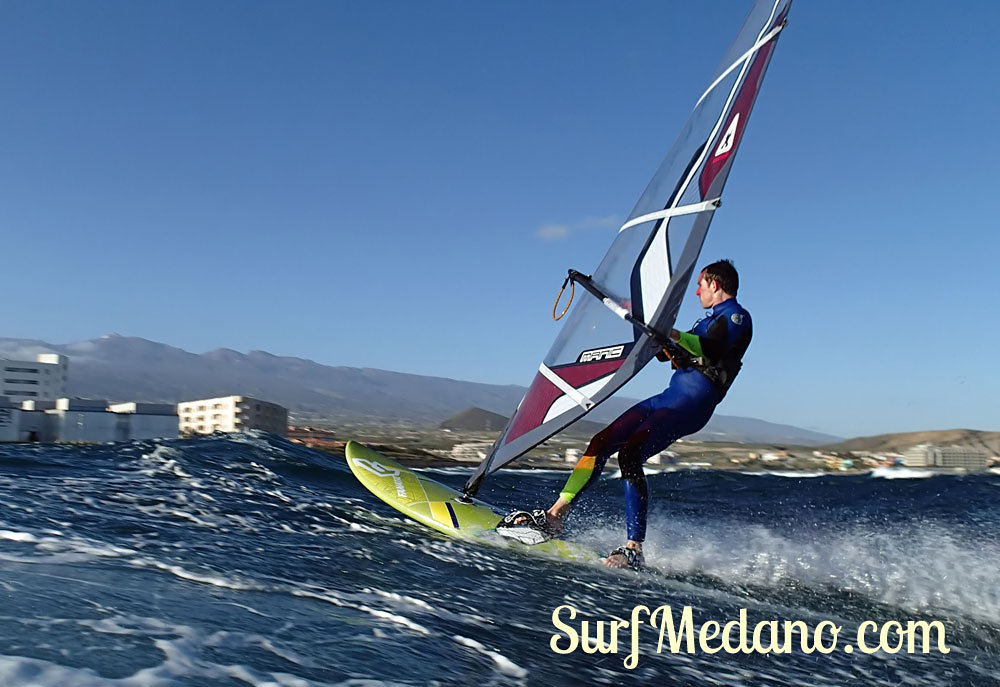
439, 407, 607, 437
0, 335, 845, 445
440, 408, 509, 432
824, 429, 1000, 454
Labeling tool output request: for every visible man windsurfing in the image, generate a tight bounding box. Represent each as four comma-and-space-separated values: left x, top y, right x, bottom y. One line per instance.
498, 259, 752, 570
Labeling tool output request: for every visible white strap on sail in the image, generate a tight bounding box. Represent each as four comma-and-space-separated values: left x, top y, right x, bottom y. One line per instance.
618, 198, 720, 233
538, 363, 595, 411
696, 22, 785, 108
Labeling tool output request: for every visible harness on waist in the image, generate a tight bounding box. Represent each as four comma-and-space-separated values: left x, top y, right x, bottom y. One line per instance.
661, 339, 739, 395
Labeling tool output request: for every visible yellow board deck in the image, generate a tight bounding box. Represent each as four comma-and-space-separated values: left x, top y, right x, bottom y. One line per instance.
345, 440, 597, 562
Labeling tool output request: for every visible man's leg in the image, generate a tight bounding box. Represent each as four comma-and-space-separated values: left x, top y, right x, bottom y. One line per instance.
543, 403, 653, 528
605, 404, 715, 568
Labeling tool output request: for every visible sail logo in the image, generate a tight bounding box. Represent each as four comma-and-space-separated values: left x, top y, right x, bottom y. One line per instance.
353, 458, 408, 499
579, 345, 625, 363
714, 113, 740, 156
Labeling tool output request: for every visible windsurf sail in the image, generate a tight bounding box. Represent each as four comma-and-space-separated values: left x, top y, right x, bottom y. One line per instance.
464, 0, 792, 497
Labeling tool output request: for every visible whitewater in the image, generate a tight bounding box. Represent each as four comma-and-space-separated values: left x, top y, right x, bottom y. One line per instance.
0, 434, 996, 686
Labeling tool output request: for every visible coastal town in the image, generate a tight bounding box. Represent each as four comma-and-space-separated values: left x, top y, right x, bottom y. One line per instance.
3, 351, 997, 474
287, 422, 1000, 475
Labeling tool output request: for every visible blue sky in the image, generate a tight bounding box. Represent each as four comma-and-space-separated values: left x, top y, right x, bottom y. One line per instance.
1, 1, 997, 438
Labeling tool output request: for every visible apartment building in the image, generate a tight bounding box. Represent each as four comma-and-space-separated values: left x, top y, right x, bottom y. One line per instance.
177, 396, 288, 437
1, 354, 68, 404
902, 443, 990, 470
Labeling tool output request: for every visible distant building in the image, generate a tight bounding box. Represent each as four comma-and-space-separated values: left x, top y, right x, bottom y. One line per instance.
288, 426, 338, 447
0, 396, 18, 441
48, 398, 118, 442
107, 403, 179, 441
1, 354, 68, 405
450, 442, 491, 461
178, 396, 288, 437
902, 443, 990, 470
0, 397, 178, 443
646, 450, 678, 466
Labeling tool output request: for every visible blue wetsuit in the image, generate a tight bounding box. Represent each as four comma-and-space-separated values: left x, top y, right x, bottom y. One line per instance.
557, 297, 752, 542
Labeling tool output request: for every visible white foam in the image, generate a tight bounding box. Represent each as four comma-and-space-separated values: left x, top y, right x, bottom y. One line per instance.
364, 588, 434, 610
870, 466, 934, 479
643, 518, 1000, 624
348, 523, 379, 533
358, 605, 430, 635
739, 471, 826, 478
141, 445, 181, 462
51, 615, 334, 685
263, 489, 293, 504
0, 527, 137, 564
418, 467, 475, 476
0, 530, 37, 543
291, 588, 348, 608
166, 509, 221, 528
0, 655, 116, 686
131, 559, 256, 591
452, 635, 528, 679
37, 539, 136, 558
293, 588, 426, 632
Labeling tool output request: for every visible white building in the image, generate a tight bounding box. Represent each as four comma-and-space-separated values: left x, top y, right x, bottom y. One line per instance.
178, 396, 288, 437
108, 402, 179, 441
0, 398, 178, 443
451, 442, 491, 461
0, 397, 18, 442
902, 443, 990, 470
48, 398, 118, 443
1, 354, 68, 405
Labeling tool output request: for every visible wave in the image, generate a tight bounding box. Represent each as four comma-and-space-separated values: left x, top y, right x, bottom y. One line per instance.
0, 433, 997, 685
635, 514, 1000, 626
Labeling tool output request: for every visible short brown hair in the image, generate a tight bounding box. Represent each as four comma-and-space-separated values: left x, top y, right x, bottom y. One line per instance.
700, 259, 739, 296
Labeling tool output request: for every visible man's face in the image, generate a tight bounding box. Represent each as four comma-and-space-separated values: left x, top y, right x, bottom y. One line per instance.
695, 273, 716, 308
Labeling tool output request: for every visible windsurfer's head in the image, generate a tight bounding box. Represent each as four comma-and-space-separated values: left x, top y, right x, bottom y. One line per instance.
697, 259, 738, 307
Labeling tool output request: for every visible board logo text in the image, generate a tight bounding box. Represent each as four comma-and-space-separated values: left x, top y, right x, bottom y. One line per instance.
352, 458, 408, 499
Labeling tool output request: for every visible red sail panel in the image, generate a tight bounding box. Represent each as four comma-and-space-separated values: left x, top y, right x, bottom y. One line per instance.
503, 359, 624, 445
699, 10, 785, 198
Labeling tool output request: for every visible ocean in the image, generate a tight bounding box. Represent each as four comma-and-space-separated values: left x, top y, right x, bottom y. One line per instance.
0, 433, 997, 686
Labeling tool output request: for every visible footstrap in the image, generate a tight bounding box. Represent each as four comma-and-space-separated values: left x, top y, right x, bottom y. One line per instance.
608, 546, 645, 571
496, 509, 556, 546
497, 509, 549, 531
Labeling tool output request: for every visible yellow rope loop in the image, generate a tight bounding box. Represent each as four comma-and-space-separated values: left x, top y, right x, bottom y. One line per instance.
552, 279, 574, 321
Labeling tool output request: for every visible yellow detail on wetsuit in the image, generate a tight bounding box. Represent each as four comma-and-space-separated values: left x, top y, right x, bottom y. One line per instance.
559, 454, 596, 503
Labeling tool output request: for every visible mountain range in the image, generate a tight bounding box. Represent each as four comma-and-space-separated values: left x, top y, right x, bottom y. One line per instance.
0, 335, 845, 445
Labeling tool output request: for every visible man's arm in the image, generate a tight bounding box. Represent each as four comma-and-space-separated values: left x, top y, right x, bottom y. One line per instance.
669, 321, 730, 360
656, 328, 699, 363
